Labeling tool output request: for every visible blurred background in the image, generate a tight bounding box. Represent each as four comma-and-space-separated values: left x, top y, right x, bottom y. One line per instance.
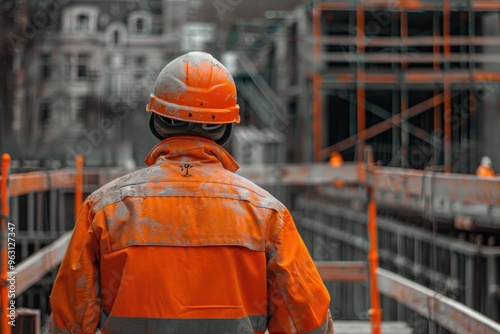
1, 1, 500, 333
0, 0, 305, 169
2, 0, 498, 171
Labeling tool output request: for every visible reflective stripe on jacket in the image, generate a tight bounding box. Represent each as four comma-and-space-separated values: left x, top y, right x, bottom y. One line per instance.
49, 136, 332, 334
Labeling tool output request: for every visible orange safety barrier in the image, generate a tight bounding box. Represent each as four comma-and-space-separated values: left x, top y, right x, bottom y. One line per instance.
1, 154, 11, 334
367, 190, 382, 334
364, 148, 382, 334
74, 155, 84, 222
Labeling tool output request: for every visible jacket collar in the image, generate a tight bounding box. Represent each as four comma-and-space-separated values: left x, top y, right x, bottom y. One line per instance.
144, 136, 240, 172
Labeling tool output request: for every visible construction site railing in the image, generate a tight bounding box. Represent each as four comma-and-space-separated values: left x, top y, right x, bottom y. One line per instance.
0, 154, 84, 334
237, 149, 500, 333
377, 268, 500, 334
1, 148, 500, 333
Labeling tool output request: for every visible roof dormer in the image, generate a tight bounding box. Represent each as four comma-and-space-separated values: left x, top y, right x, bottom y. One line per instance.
106, 22, 128, 47
128, 10, 152, 35
62, 6, 99, 34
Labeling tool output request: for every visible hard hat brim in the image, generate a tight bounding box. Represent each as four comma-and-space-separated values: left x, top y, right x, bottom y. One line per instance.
147, 95, 240, 124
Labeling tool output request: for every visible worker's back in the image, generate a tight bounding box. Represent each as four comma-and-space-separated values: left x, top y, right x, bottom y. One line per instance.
49, 137, 332, 333
92, 137, 280, 333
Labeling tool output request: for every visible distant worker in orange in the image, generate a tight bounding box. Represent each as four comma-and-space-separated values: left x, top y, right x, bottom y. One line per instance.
329, 151, 344, 167
476, 156, 495, 177
329, 151, 344, 188
48, 52, 333, 334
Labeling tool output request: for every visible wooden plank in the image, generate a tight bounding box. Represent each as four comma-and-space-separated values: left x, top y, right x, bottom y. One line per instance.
316, 261, 367, 282
332, 321, 412, 334
377, 268, 500, 334
5, 171, 76, 196
16, 232, 72, 295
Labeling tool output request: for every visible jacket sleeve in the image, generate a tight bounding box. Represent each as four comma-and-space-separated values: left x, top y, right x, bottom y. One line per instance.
266, 209, 333, 333
48, 199, 100, 334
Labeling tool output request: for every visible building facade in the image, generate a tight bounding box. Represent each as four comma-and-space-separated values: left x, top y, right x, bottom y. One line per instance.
8, 0, 218, 166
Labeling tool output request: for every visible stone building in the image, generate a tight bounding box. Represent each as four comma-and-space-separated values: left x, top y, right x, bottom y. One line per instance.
5, 0, 215, 166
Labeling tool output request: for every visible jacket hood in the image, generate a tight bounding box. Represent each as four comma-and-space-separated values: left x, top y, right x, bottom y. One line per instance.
144, 136, 240, 173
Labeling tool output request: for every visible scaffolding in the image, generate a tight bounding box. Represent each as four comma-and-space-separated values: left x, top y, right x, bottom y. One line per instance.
306, 0, 500, 172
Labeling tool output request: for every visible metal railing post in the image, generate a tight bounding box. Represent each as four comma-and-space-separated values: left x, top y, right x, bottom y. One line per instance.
312, 3, 323, 162
1, 154, 11, 334
74, 155, 84, 222
364, 147, 382, 334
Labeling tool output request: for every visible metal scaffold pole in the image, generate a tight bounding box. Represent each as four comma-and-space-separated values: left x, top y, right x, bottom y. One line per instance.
356, 2, 365, 163
312, 4, 323, 162
443, 0, 452, 173
1, 154, 11, 334
364, 147, 382, 334
432, 11, 442, 168
400, 8, 408, 168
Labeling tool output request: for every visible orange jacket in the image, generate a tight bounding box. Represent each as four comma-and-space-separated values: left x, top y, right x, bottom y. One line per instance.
476, 164, 495, 177
49, 136, 332, 334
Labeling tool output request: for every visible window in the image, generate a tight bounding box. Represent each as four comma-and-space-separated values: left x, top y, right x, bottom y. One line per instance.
107, 23, 127, 47
152, 21, 161, 34
40, 54, 51, 80
128, 12, 152, 35
136, 56, 146, 65
136, 18, 144, 34
62, 7, 98, 33
135, 56, 147, 79
65, 53, 73, 81
62, 99, 71, 126
107, 72, 122, 96
40, 102, 51, 126
113, 30, 120, 45
75, 97, 86, 122
77, 14, 89, 32
77, 53, 89, 80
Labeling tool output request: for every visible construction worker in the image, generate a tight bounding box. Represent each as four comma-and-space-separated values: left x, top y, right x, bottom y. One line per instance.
48, 52, 333, 334
328, 152, 344, 188
328, 151, 343, 168
476, 156, 495, 177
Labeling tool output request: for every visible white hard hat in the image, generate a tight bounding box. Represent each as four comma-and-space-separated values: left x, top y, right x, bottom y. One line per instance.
481, 156, 492, 167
